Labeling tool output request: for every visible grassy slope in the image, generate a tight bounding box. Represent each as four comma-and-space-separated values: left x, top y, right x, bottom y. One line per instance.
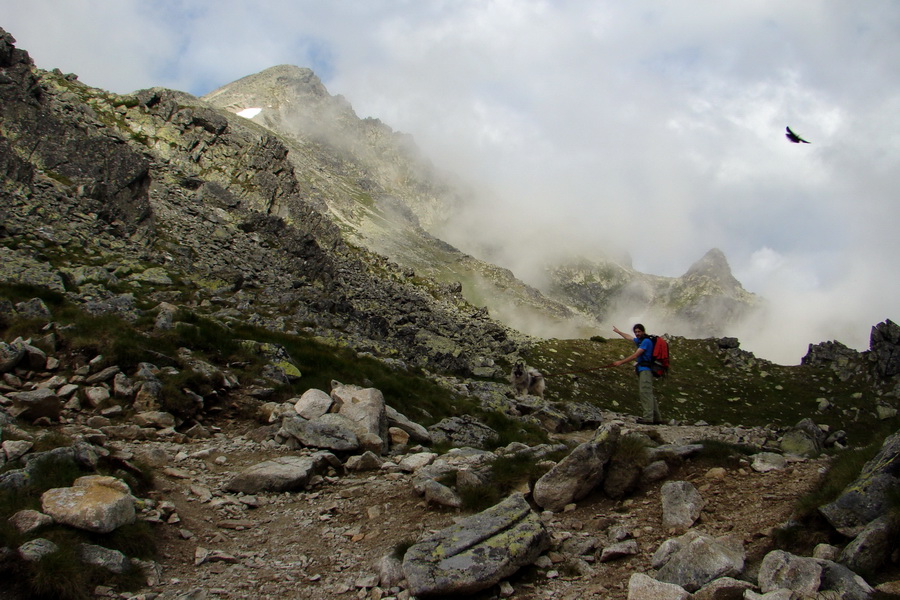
523, 336, 897, 445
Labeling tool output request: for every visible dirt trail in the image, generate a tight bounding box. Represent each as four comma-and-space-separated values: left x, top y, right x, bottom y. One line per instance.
133, 418, 829, 600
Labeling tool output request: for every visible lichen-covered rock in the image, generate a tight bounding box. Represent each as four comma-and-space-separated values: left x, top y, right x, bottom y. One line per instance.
402, 493, 549, 597
41, 475, 135, 534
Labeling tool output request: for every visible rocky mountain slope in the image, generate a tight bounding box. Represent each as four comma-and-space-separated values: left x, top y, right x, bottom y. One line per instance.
200, 65, 589, 338
0, 28, 529, 378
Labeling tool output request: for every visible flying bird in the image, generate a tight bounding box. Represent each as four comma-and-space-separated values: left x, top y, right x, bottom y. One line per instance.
785, 126, 810, 144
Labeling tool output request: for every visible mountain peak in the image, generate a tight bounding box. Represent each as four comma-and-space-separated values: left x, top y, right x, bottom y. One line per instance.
684, 248, 741, 288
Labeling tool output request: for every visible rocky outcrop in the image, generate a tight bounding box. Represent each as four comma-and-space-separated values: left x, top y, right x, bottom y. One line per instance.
870, 319, 900, 378
819, 429, 900, 536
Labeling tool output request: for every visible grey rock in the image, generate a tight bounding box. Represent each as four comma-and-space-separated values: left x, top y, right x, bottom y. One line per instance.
345, 451, 383, 471
642, 459, 671, 483
386, 405, 432, 445
599, 539, 639, 562
692, 576, 754, 600
41, 475, 136, 534
331, 382, 389, 453
751, 452, 787, 472
7, 387, 62, 421
8, 509, 53, 533
838, 514, 898, 577
661, 480, 704, 532
422, 479, 463, 508
428, 415, 499, 449
18, 538, 59, 562
2, 439, 33, 462
279, 415, 359, 452
627, 572, 690, 600
780, 418, 825, 457
816, 558, 875, 600
653, 531, 745, 592
870, 319, 900, 378
0, 340, 26, 372
758, 550, 822, 596
79, 543, 130, 574
293, 388, 334, 420
402, 493, 549, 597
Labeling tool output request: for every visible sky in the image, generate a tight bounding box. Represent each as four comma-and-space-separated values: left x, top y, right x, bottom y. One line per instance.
5, 1, 900, 364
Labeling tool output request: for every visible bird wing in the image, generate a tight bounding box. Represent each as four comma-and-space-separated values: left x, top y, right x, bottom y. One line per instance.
785, 126, 810, 143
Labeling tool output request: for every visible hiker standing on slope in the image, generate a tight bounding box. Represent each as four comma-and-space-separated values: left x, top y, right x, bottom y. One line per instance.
611, 324, 661, 424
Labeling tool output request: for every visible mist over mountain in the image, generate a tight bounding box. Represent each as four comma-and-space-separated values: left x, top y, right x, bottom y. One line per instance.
200, 64, 759, 345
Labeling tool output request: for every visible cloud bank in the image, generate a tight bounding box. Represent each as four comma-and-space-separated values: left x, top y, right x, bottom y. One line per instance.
6, 1, 900, 363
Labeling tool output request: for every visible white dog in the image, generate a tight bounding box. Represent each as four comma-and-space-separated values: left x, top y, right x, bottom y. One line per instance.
510, 362, 545, 398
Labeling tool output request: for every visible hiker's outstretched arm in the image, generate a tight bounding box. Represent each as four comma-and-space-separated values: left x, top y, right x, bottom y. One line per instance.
612, 326, 632, 342
612, 347, 644, 367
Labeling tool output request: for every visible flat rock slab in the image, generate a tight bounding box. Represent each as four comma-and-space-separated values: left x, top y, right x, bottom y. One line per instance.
225, 454, 340, 494
41, 475, 135, 534
402, 493, 550, 597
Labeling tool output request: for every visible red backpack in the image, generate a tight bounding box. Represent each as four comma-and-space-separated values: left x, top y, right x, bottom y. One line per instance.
646, 334, 670, 378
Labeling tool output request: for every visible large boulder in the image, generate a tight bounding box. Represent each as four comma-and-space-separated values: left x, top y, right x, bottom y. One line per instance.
0, 340, 25, 372
402, 493, 549, 597
331, 382, 388, 453
780, 418, 825, 457
293, 388, 334, 420
386, 405, 432, 445
819, 429, 900, 536
839, 514, 900, 577
533, 424, 619, 511
41, 476, 135, 534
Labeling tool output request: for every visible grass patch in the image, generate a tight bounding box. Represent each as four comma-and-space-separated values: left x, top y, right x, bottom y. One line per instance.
611, 433, 653, 466
25, 540, 92, 600
459, 447, 569, 513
